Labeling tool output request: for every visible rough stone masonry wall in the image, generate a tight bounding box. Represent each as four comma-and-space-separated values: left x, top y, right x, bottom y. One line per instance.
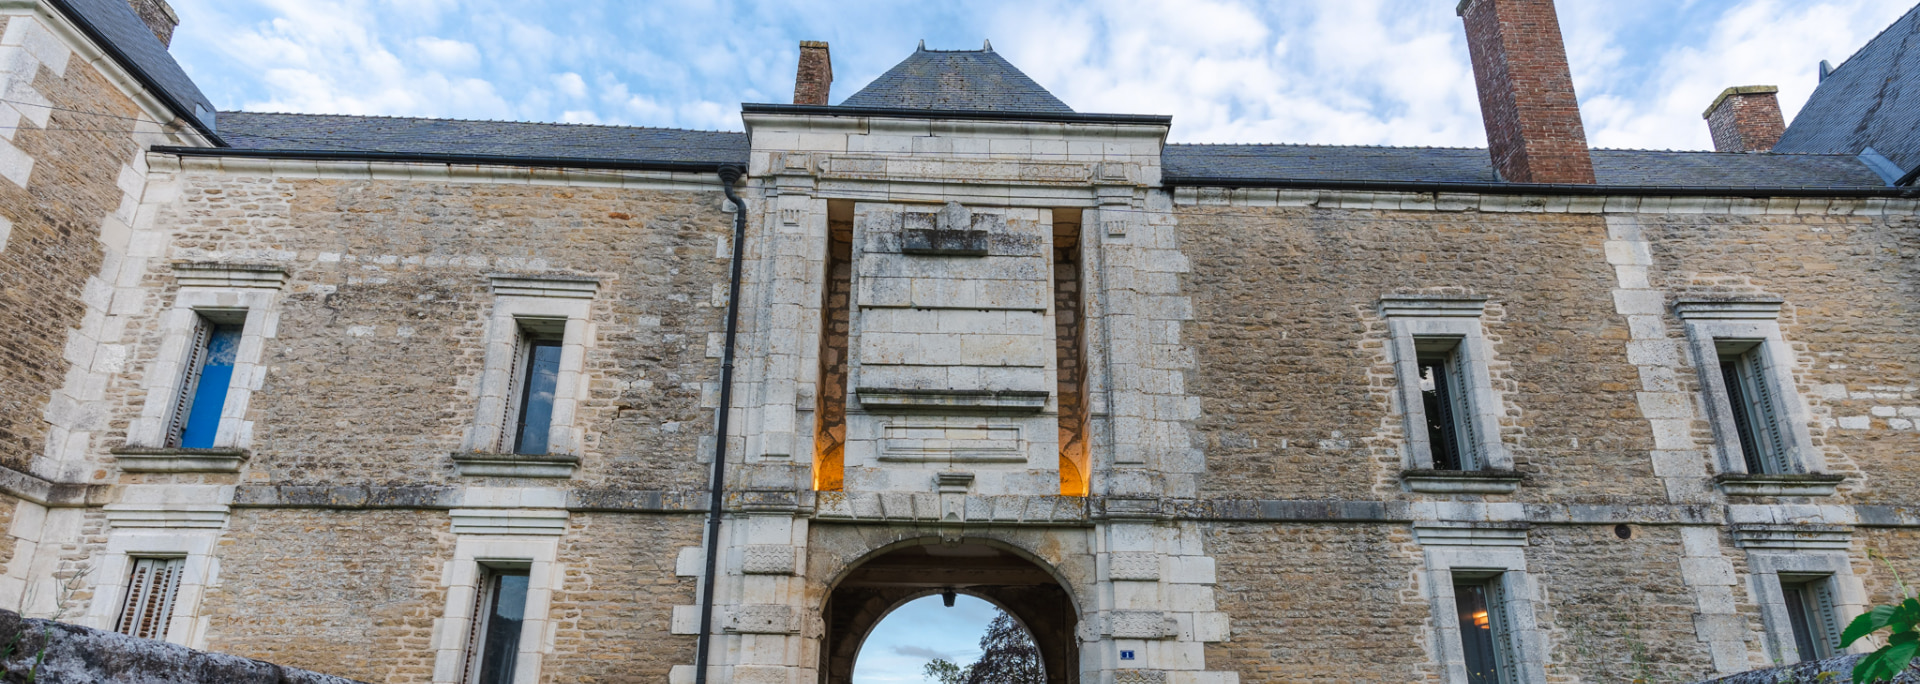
1635, 211, 1920, 505
1179, 206, 1656, 503
104, 173, 732, 488
544, 513, 702, 683
0, 15, 150, 474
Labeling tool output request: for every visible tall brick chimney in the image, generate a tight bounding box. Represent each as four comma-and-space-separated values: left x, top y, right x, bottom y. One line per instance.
126, 0, 178, 48
1703, 86, 1785, 153
1457, 0, 1595, 184
794, 41, 832, 106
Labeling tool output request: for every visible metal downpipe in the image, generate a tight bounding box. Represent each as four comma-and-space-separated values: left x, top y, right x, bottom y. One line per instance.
695, 164, 749, 684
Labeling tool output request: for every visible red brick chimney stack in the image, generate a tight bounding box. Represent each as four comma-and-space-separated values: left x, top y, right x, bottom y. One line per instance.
794, 41, 833, 106
1703, 86, 1785, 153
1457, 0, 1596, 184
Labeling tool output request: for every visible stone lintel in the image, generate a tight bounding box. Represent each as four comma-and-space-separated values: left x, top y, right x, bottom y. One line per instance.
1401, 468, 1525, 494
449, 451, 579, 479
1412, 521, 1530, 547
1672, 296, 1784, 321
1729, 523, 1852, 551
487, 273, 600, 299
171, 261, 287, 289
1713, 472, 1843, 497
1378, 294, 1489, 319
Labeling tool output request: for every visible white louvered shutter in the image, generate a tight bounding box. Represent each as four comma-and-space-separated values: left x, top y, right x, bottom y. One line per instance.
461, 569, 494, 684
1488, 578, 1519, 684
1448, 354, 1480, 470
115, 557, 184, 640
167, 321, 212, 446
1743, 352, 1790, 473
500, 336, 530, 452
1813, 581, 1843, 657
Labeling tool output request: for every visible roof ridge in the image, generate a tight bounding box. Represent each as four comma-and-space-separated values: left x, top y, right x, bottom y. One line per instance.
220, 110, 744, 135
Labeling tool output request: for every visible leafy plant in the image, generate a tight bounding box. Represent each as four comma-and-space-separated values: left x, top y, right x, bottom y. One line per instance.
1840, 552, 1920, 683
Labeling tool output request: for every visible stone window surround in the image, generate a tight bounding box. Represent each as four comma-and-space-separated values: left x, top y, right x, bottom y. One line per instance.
1421, 545, 1550, 684
78, 530, 221, 650
1380, 295, 1516, 493
461, 275, 597, 472
1673, 299, 1831, 495
430, 535, 564, 684
126, 267, 285, 456
1743, 551, 1869, 665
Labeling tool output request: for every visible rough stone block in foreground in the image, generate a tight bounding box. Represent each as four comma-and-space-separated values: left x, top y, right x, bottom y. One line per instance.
0, 609, 364, 684
1692, 654, 1920, 683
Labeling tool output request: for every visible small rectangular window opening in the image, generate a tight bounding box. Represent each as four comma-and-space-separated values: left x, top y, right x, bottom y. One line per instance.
1417, 337, 1476, 471
1717, 340, 1786, 474
169, 312, 245, 449
1454, 574, 1513, 684
505, 319, 565, 455
116, 556, 185, 640
1780, 576, 1840, 663
464, 565, 531, 684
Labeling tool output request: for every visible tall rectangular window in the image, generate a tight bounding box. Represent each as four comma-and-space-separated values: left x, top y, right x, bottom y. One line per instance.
1780, 577, 1840, 663
169, 315, 244, 449
504, 320, 564, 455
1454, 576, 1514, 684
464, 567, 531, 684
115, 556, 184, 640
1718, 340, 1785, 474
1419, 338, 1476, 471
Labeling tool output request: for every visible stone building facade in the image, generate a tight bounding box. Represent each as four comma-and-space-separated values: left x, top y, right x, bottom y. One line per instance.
1, 0, 1920, 683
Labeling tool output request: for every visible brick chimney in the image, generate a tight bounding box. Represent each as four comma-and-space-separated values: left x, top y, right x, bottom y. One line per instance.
1457, 0, 1595, 184
1703, 86, 1785, 153
793, 41, 832, 106
126, 0, 178, 48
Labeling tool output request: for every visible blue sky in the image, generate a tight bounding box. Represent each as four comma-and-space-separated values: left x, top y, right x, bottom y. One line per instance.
853, 594, 1002, 683
164, 0, 1914, 150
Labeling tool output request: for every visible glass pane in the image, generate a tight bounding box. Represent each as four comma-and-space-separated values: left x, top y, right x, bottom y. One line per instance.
477, 572, 530, 684
1420, 356, 1462, 470
1781, 583, 1821, 663
513, 341, 563, 455
1456, 581, 1502, 684
180, 324, 243, 449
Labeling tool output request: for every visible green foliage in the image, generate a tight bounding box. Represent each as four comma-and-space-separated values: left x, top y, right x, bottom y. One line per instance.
922, 658, 963, 684
919, 609, 1044, 684
1842, 552, 1920, 683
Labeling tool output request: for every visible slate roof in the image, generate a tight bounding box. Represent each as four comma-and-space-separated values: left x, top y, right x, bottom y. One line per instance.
1774, 4, 1920, 177
49, 0, 217, 135
839, 46, 1074, 113
217, 112, 748, 167
1163, 144, 1891, 188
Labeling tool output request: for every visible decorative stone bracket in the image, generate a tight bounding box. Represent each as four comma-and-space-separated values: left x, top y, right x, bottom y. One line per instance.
724, 605, 822, 637
1079, 610, 1180, 640
741, 545, 799, 575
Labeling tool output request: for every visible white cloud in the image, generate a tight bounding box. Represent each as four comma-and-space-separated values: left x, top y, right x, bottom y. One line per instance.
163, 0, 1917, 149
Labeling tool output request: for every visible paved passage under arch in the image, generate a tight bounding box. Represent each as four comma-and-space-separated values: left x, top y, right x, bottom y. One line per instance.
821, 541, 1079, 684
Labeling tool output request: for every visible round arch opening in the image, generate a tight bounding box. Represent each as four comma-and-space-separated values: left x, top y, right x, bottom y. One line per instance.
820, 540, 1080, 684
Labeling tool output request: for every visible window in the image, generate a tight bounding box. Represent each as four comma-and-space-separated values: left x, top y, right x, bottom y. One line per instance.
168, 313, 244, 449
115, 557, 184, 640
1779, 576, 1841, 663
1419, 338, 1476, 471
1454, 576, 1515, 684
463, 567, 531, 684
1717, 340, 1786, 474
503, 320, 565, 455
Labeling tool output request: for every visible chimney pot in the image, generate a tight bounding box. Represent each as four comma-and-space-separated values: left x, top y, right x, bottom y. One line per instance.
793, 41, 833, 106
1458, 0, 1595, 184
125, 0, 179, 48
1703, 86, 1785, 153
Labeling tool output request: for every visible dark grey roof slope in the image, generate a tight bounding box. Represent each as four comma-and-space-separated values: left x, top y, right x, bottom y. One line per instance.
840, 46, 1073, 113
1163, 144, 1889, 188
1774, 4, 1920, 176
49, 0, 216, 136
217, 112, 748, 167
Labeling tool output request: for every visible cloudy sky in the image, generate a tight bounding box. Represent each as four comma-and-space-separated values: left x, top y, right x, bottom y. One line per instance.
164, 0, 1914, 151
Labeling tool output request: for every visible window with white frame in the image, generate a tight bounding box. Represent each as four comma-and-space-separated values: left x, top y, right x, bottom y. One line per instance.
1453, 573, 1517, 684
1674, 298, 1822, 477
128, 264, 284, 454
167, 311, 245, 449
1380, 295, 1511, 474
1777, 575, 1842, 663
115, 556, 185, 640
463, 276, 596, 460
463, 564, 532, 684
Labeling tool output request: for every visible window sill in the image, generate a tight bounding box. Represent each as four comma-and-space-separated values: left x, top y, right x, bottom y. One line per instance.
110, 445, 248, 473
1714, 472, 1844, 497
1401, 468, 1524, 494
451, 452, 580, 478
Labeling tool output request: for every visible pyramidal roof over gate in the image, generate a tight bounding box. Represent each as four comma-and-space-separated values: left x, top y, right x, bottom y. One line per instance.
839, 42, 1075, 114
